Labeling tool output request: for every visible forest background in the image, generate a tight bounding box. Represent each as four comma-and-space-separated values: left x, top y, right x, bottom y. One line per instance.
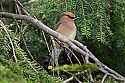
0, 0, 125, 83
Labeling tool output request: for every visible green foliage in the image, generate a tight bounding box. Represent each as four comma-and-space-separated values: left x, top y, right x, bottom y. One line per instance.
26, 0, 78, 28
0, 62, 27, 83
110, 0, 125, 74
53, 64, 98, 72
0, 57, 62, 83
0, 22, 62, 83
1, 0, 125, 82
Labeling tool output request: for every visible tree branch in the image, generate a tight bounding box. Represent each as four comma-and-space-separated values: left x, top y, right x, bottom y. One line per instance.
0, 12, 125, 81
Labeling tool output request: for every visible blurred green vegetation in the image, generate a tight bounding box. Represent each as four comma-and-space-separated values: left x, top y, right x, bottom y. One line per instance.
0, 0, 125, 82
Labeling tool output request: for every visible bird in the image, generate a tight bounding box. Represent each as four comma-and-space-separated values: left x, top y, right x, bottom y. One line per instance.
56, 12, 76, 40
49, 12, 77, 71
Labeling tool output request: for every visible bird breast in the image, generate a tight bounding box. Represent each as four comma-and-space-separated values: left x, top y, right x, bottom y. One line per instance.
56, 22, 76, 40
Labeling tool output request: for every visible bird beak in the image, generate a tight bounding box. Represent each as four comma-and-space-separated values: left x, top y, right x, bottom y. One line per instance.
74, 17, 79, 20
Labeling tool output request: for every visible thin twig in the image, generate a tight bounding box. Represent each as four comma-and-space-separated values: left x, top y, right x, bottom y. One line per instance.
67, 52, 73, 64
14, 2, 35, 61
15, 0, 21, 14
101, 74, 108, 83
75, 71, 90, 82
15, 0, 29, 15
63, 76, 73, 83
42, 30, 51, 54
74, 77, 82, 83
71, 40, 125, 81
85, 52, 94, 82
65, 47, 81, 65
0, 20, 17, 62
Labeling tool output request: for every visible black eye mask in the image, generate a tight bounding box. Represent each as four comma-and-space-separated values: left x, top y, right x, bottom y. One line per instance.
65, 15, 75, 19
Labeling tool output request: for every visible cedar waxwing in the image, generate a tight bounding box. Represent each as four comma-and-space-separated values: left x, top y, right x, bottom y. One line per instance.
56, 12, 76, 40
50, 12, 77, 70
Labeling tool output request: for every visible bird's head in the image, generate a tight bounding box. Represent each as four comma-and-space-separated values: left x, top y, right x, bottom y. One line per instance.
60, 12, 76, 21
63, 12, 75, 19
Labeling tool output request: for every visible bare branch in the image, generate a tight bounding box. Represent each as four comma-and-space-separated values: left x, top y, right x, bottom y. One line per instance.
63, 76, 73, 83
101, 74, 108, 83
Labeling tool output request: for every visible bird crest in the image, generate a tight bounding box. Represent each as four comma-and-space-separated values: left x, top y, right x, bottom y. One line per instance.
63, 12, 75, 19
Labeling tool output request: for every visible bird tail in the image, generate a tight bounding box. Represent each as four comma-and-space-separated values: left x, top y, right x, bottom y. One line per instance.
51, 47, 61, 67
50, 36, 61, 67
